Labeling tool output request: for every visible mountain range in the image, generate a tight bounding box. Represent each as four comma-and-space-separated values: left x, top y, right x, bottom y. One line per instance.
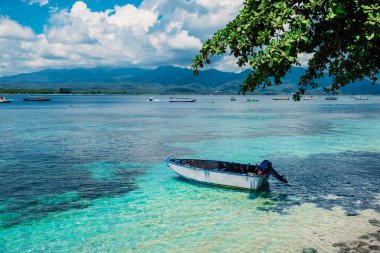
0, 66, 379, 94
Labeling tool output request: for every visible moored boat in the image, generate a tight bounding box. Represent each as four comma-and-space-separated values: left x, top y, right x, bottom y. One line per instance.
165, 158, 287, 190
23, 96, 51, 102
273, 96, 289, 100
325, 96, 338, 100
247, 98, 259, 102
354, 96, 368, 100
0, 97, 12, 103
169, 97, 196, 102
230, 97, 236, 101
303, 95, 316, 100
149, 97, 160, 102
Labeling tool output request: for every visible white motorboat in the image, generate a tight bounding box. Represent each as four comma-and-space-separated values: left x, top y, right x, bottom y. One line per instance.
149, 97, 160, 102
0, 97, 12, 103
165, 158, 287, 190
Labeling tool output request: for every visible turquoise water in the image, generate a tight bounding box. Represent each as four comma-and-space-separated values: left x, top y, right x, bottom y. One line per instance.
0, 95, 379, 252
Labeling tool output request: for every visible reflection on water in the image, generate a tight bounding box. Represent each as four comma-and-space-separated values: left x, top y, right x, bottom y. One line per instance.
0, 95, 379, 252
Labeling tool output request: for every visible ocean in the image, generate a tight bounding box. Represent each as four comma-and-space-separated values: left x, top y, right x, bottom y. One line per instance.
0, 95, 379, 252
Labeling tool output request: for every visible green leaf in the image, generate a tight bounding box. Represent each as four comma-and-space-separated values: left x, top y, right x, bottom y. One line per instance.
191, 0, 380, 100
366, 33, 375, 40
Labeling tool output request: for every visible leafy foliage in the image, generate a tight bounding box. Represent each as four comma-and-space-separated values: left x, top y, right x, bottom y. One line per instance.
192, 0, 380, 100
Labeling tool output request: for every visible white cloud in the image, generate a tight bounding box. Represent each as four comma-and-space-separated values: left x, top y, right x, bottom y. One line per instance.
211, 55, 249, 73
27, 0, 49, 7
0, 17, 36, 40
108, 4, 157, 32
49, 6, 59, 13
0, 36, 36, 75
0, 0, 245, 76
297, 52, 314, 67
149, 31, 202, 51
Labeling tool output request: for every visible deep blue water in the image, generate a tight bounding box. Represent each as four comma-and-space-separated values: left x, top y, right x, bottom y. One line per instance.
0, 95, 379, 252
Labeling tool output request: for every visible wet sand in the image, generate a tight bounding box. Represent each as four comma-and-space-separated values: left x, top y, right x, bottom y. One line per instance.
331, 219, 380, 253
301, 218, 380, 253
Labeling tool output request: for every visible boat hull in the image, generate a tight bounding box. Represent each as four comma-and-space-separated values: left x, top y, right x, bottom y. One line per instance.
169, 100, 196, 102
23, 98, 51, 101
169, 97, 196, 102
354, 97, 368, 100
167, 160, 267, 190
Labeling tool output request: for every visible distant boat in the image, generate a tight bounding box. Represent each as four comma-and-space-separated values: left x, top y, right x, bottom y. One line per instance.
354, 96, 368, 100
0, 97, 12, 103
149, 97, 160, 102
165, 157, 287, 190
230, 97, 236, 101
303, 95, 316, 100
246, 98, 259, 102
325, 96, 338, 100
169, 97, 196, 102
23, 96, 51, 102
273, 96, 289, 100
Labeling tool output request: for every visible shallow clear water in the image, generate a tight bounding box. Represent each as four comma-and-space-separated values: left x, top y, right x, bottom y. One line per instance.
0, 95, 379, 252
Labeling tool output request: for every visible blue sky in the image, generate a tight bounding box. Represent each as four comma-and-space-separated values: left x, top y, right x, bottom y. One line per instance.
0, 0, 245, 76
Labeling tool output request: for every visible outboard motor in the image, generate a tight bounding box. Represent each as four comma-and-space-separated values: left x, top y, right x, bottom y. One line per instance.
259, 160, 288, 184
258, 160, 272, 174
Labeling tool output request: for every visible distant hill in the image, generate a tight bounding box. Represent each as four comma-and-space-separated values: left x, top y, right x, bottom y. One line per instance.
0, 66, 379, 94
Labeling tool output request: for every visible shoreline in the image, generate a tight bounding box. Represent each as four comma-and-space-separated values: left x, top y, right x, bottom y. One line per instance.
0, 93, 378, 96
0, 88, 377, 96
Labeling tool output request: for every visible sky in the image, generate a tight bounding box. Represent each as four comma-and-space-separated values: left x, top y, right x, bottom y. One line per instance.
0, 0, 247, 76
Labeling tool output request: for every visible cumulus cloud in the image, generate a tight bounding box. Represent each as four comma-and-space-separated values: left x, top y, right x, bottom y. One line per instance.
0, 17, 36, 40
0, 0, 245, 76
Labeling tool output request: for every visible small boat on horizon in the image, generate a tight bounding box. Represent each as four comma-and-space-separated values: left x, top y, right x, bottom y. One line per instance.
247, 98, 259, 102
303, 95, 316, 100
354, 96, 368, 100
325, 96, 338, 100
23, 96, 51, 102
165, 157, 287, 190
0, 97, 12, 103
230, 97, 236, 101
169, 97, 196, 102
273, 96, 289, 100
149, 97, 160, 102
